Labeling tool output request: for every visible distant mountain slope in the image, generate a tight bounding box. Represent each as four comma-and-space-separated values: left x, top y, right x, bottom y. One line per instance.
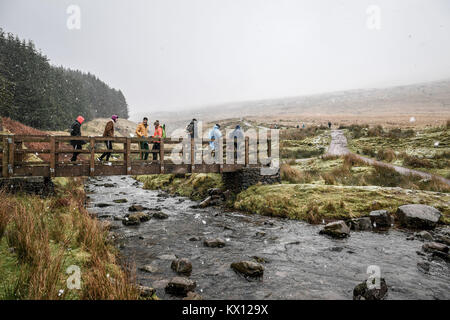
137, 79, 450, 130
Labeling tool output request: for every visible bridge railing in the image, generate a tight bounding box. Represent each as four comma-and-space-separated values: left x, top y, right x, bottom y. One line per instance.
0, 134, 273, 178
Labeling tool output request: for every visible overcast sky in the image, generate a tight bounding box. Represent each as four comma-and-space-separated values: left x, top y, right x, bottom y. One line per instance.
1, 0, 449, 115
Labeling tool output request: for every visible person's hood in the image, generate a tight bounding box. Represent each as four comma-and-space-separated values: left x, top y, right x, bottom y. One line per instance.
111, 115, 119, 121
235, 125, 241, 130
76, 115, 85, 124
213, 124, 220, 130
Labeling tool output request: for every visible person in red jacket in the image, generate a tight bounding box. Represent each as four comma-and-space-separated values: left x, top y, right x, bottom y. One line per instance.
151, 120, 163, 160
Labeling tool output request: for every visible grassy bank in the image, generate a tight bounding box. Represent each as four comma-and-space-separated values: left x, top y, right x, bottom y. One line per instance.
0, 178, 141, 300
234, 183, 450, 224
136, 173, 223, 200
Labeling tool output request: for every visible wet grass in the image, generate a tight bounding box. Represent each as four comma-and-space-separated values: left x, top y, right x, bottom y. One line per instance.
0, 179, 141, 300
136, 173, 223, 200
234, 184, 450, 224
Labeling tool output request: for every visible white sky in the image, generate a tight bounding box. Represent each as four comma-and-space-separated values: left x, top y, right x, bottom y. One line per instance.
1, 0, 449, 114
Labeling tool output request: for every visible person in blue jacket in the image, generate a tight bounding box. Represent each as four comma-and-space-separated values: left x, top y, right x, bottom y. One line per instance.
229, 125, 244, 162
208, 124, 222, 161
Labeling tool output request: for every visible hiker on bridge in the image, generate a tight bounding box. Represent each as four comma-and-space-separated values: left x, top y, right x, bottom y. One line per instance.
208, 124, 222, 162
98, 115, 118, 162
328, 121, 332, 129
229, 124, 244, 161
70, 115, 86, 162
136, 117, 149, 160
151, 120, 163, 161
186, 118, 198, 139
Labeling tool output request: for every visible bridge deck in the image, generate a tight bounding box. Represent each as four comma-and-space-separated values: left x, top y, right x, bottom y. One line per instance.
0, 135, 270, 178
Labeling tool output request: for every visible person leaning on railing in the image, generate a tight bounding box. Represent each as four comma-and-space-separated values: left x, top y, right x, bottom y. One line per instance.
151, 120, 163, 161
136, 117, 149, 160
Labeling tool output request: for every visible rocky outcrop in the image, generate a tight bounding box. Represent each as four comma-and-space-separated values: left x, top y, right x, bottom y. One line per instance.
369, 210, 392, 228
231, 261, 264, 277
396, 205, 441, 229
165, 277, 197, 296
353, 278, 388, 300
171, 258, 193, 276
203, 238, 226, 248
319, 221, 350, 238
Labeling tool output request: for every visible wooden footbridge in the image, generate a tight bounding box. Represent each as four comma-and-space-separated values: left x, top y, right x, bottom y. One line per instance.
0, 135, 273, 178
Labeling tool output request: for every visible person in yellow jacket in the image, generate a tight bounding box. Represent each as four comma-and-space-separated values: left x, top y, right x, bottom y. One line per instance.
136, 117, 149, 160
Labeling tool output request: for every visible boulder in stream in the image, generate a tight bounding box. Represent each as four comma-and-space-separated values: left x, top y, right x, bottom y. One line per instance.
414, 231, 434, 241
199, 196, 212, 208
183, 291, 202, 300
231, 261, 264, 278
113, 198, 128, 204
203, 238, 226, 248
369, 210, 392, 228
122, 212, 150, 225
139, 264, 159, 274
347, 217, 372, 231
129, 204, 146, 212
138, 285, 155, 298
171, 258, 193, 276
353, 278, 388, 300
96, 203, 112, 208
396, 204, 441, 229
319, 221, 350, 238
152, 211, 169, 219
422, 242, 449, 254
165, 277, 197, 296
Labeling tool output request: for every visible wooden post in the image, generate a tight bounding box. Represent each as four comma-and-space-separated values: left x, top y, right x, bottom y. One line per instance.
125, 138, 131, 175
267, 138, 272, 158
90, 137, 95, 176
8, 135, 14, 176
160, 139, 165, 173
245, 136, 249, 167
2, 136, 8, 177
190, 138, 195, 173
49, 136, 56, 177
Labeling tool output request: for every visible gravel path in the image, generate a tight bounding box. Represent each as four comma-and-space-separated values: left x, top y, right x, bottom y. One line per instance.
326, 130, 450, 186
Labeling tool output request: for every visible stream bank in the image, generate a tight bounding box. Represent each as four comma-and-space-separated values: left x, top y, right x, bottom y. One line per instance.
86, 176, 450, 300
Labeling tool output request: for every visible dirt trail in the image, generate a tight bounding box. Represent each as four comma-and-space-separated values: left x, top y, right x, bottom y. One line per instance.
326, 130, 450, 186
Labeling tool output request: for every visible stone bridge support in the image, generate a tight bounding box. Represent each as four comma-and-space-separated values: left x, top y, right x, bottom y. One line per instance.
222, 167, 280, 194
0, 177, 55, 196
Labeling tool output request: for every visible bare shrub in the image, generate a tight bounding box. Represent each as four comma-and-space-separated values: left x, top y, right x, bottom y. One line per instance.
280, 164, 313, 184
376, 148, 396, 162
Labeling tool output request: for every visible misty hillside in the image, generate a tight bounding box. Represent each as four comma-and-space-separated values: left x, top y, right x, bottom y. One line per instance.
0, 29, 129, 131
136, 79, 450, 132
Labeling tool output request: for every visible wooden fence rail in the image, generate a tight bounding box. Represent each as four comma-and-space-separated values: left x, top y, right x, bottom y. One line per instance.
0, 135, 272, 178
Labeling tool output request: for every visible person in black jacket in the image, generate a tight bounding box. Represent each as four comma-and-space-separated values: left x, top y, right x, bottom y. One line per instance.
70, 116, 86, 162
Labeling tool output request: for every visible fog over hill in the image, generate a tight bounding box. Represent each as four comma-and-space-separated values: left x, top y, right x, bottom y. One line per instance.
132, 79, 450, 132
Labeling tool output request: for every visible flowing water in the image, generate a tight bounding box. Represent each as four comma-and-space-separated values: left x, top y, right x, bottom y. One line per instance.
86, 176, 450, 300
